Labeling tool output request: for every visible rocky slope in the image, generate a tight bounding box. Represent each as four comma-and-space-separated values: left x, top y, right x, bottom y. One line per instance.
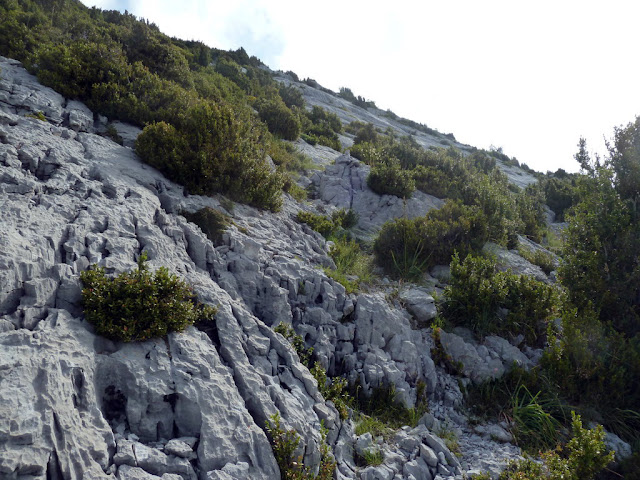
0, 56, 541, 480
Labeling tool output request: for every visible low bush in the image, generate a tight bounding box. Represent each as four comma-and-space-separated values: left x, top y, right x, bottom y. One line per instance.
497, 413, 613, 480
541, 309, 640, 440
135, 102, 284, 211
182, 207, 230, 246
265, 413, 336, 480
373, 201, 488, 279
80, 253, 216, 342
367, 160, 416, 198
442, 253, 560, 344
296, 209, 357, 238
255, 97, 301, 140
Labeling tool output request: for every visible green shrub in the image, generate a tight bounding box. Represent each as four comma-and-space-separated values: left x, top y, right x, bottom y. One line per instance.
80, 253, 216, 342
265, 413, 336, 480
135, 102, 284, 211
279, 84, 305, 109
541, 309, 640, 439
256, 97, 301, 140
296, 209, 357, 238
442, 253, 560, 344
324, 236, 373, 294
367, 160, 416, 198
373, 201, 488, 279
497, 413, 613, 480
182, 207, 230, 246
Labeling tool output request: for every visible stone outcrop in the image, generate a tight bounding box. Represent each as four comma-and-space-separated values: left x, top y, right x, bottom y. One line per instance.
0, 56, 528, 479
310, 154, 443, 238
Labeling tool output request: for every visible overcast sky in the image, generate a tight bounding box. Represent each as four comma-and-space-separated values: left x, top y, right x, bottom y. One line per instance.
81, 0, 640, 174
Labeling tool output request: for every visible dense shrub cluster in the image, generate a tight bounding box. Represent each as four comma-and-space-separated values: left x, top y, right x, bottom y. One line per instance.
367, 160, 416, 198
300, 106, 343, 150
496, 413, 613, 480
350, 123, 546, 245
374, 201, 487, 278
80, 253, 216, 342
0, 0, 300, 211
296, 209, 357, 238
442, 253, 560, 344
135, 102, 284, 211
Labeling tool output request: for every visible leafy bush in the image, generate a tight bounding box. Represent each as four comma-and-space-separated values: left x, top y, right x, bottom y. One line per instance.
497, 413, 613, 480
256, 97, 301, 140
278, 83, 305, 109
182, 207, 230, 246
324, 236, 373, 294
80, 253, 216, 342
265, 413, 336, 480
367, 160, 416, 198
135, 102, 284, 211
541, 309, 640, 439
442, 253, 560, 344
296, 209, 357, 238
300, 106, 342, 151
373, 201, 488, 279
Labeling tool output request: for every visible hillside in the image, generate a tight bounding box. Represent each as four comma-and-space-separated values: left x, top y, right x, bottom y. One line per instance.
1, 2, 640, 480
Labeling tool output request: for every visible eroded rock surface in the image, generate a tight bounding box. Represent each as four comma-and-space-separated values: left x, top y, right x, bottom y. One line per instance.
0, 56, 526, 479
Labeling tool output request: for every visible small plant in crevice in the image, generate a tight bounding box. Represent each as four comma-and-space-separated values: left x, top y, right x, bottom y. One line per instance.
274, 322, 352, 420
354, 384, 428, 431
430, 327, 464, 376
182, 207, 230, 246
80, 252, 217, 342
355, 448, 384, 467
434, 424, 461, 457
265, 413, 336, 480
26, 110, 46, 121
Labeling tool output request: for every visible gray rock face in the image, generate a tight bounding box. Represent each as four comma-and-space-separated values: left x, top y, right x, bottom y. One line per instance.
0, 56, 527, 479
311, 154, 444, 238
482, 242, 550, 284
438, 330, 534, 384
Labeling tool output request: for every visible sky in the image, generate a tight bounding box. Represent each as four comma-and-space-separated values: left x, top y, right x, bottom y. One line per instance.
80, 0, 640, 174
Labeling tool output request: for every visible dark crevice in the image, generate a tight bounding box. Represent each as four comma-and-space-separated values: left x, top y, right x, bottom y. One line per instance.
46, 449, 64, 480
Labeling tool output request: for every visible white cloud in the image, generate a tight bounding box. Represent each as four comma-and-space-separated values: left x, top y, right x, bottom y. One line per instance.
80, 0, 640, 173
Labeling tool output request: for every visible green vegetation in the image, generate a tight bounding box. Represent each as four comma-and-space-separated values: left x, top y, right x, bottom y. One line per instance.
274, 322, 351, 419
25, 110, 46, 121
355, 448, 384, 467
1, 0, 348, 211
325, 236, 374, 294
497, 413, 613, 480
367, 159, 416, 198
442, 253, 560, 345
80, 253, 216, 342
182, 207, 230, 246
265, 413, 336, 480
373, 201, 487, 279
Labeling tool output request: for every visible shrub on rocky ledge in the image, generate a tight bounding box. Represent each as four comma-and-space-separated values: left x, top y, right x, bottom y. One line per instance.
80, 253, 216, 342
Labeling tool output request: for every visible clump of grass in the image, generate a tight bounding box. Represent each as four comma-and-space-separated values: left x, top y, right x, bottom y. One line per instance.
510, 384, 565, 452
324, 236, 374, 294
435, 425, 461, 457
355, 415, 391, 438
356, 448, 384, 467
182, 207, 230, 246
354, 384, 428, 431
26, 111, 46, 121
